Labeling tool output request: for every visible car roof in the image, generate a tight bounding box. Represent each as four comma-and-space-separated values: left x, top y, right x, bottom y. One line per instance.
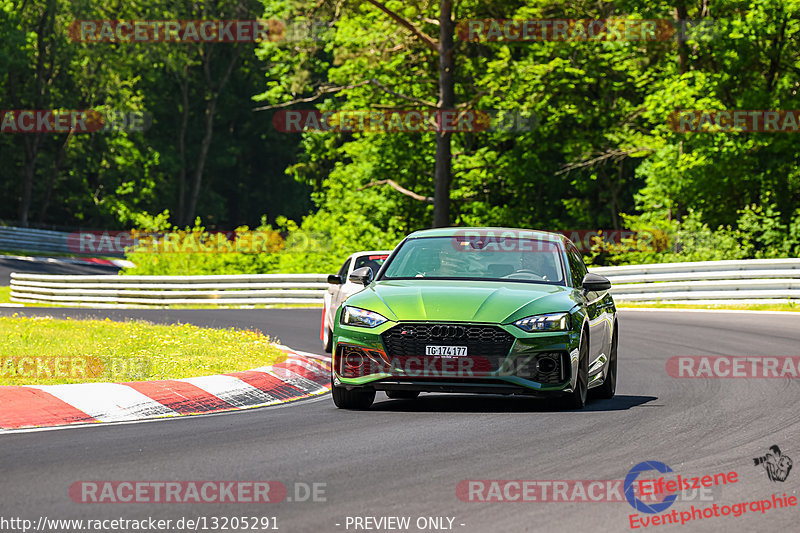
404, 227, 566, 243
347, 250, 393, 260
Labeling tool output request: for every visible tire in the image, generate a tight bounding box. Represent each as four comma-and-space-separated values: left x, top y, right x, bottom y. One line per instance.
386, 390, 420, 400
593, 326, 617, 400
331, 378, 375, 410
561, 333, 588, 410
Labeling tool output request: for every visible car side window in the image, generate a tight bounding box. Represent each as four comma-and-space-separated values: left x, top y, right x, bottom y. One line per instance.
338, 259, 351, 280
566, 244, 587, 288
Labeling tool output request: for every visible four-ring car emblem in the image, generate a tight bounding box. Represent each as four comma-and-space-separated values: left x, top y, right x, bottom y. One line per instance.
428, 325, 466, 338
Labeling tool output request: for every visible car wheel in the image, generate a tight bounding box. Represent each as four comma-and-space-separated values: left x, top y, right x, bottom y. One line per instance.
331, 375, 375, 410
561, 334, 588, 410
386, 391, 420, 400
593, 327, 617, 400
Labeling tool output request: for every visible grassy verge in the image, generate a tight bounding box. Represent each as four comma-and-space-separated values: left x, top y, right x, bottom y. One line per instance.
0, 286, 10, 304
0, 316, 287, 385
618, 302, 800, 312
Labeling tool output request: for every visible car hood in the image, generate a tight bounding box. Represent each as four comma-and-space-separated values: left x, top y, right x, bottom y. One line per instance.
344, 279, 579, 324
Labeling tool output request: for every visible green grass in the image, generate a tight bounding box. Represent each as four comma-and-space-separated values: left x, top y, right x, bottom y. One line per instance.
618, 302, 800, 312
0, 316, 287, 385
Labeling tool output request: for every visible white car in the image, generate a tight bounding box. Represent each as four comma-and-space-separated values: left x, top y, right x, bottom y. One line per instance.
321, 250, 391, 352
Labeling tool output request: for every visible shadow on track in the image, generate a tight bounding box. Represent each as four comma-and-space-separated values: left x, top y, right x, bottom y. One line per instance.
369, 394, 657, 413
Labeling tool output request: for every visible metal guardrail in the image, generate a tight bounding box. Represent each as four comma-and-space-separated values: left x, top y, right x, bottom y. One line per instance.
591, 258, 800, 304
10, 273, 328, 306
0, 226, 74, 255
9, 258, 800, 307
0, 225, 130, 257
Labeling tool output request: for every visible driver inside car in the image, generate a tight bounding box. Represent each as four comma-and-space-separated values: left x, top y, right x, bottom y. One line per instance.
519, 248, 557, 281
413, 248, 442, 277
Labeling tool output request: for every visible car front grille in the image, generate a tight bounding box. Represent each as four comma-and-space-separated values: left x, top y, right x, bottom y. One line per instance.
380, 323, 514, 360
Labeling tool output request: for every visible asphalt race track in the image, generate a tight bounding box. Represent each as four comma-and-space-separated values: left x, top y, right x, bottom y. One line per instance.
1, 308, 799, 532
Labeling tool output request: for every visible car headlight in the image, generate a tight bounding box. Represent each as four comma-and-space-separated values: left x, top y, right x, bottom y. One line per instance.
341, 306, 388, 328
513, 312, 570, 332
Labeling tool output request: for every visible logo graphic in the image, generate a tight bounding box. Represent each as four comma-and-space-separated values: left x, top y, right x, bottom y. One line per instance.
753, 445, 793, 482
624, 461, 677, 514
429, 325, 466, 338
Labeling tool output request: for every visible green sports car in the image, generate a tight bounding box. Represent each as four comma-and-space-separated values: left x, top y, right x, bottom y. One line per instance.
330, 227, 617, 410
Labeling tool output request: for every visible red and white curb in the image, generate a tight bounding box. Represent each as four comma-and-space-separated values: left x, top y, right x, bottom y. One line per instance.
0, 347, 331, 431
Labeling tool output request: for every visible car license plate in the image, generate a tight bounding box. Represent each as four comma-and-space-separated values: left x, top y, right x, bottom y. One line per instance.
425, 345, 467, 356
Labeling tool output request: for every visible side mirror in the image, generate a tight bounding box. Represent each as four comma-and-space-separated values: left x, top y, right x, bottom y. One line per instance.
349, 266, 374, 286
327, 274, 343, 285
582, 272, 611, 292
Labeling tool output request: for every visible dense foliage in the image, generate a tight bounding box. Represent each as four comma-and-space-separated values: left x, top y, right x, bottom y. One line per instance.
1, 0, 310, 229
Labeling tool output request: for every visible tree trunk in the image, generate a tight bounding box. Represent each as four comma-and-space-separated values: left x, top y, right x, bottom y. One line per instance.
19, 134, 44, 226
611, 162, 623, 230
16, 3, 56, 226
433, 0, 455, 228
37, 133, 71, 223
675, 1, 689, 74
182, 47, 241, 225
184, 97, 217, 225
177, 68, 190, 223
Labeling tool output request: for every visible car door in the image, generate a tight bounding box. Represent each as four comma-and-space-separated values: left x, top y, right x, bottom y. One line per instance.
328, 257, 351, 326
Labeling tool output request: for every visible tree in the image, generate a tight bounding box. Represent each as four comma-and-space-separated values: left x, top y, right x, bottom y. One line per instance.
362, 0, 455, 227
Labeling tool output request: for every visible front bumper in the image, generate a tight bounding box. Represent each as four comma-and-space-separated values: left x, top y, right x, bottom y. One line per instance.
332, 320, 581, 396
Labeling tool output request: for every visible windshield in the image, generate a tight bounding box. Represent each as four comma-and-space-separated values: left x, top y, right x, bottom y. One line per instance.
380, 235, 565, 284
353, 254, 389, 276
